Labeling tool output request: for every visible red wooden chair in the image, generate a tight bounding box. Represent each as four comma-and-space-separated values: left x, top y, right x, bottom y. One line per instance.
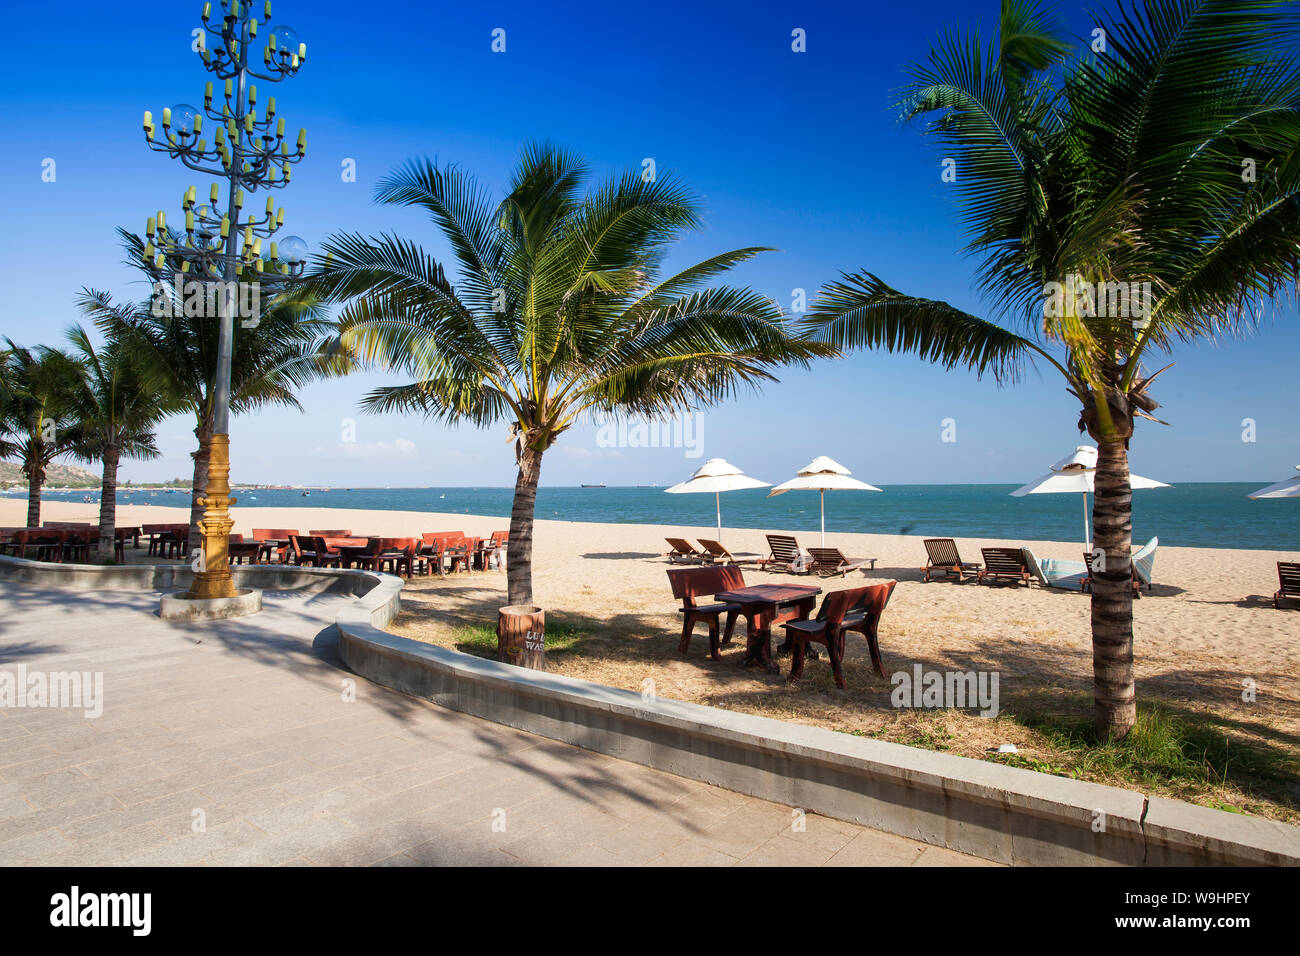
783, 581, 897, 688
666, 565, 746, 660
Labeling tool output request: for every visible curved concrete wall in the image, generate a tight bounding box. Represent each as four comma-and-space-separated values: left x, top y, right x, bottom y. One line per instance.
3, 553, 1296, 866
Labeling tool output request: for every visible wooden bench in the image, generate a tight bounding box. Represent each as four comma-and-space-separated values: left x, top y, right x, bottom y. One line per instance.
666, 565, 746, 660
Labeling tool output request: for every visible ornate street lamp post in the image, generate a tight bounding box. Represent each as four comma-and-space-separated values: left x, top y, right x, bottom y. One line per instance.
141, 0, 310, 603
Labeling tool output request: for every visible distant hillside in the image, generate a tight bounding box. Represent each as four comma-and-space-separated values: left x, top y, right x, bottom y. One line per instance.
0, 461, 100, 488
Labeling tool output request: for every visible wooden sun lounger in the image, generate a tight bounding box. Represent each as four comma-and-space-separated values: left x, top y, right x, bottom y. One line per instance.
1273, 562, 1300, 609
978, 547, 1032, 586
697, 538, 764, 565
665, 537, 707, 563
762, 534, 808, 574
922, 538, 981, 582
807, 547, 877, 578
1082, 550, 1142, 597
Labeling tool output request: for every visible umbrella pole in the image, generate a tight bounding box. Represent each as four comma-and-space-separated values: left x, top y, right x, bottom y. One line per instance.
821, 489, 826, 547
1083, 491, 1091, 551
716, 491, 722, 539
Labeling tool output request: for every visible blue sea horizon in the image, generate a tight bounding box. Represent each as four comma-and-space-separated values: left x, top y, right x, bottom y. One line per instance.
21, 482, 1298, 552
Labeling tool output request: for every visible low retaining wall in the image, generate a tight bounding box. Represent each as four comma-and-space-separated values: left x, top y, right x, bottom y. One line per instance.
336, 615, 1300, 866
4, 554, 1296, 866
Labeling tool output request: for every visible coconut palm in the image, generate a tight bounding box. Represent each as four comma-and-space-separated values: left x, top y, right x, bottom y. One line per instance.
63, 323, 178, 558
82, 230, 350, 552
310, 142, 831, 604
803, 0, 1300, 737
0, 341, 87, 528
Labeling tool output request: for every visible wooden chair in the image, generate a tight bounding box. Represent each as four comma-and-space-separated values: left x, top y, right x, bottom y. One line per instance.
252, 528, 299, 563
8, 529, 66, 562
807, 547, 877, 578
353, 537, 415, 576
288, 534, 319, 566
1275, 562, 1300, 609
762, 534, 808, 574
978, 547, 1032, 587
1081, 550, 1142, 597
666, 565, 746, 660
110, 527, 137, 562
228, 534, 264, 565
697, 538, 764, 565
309, 529, 351, 537
783, 581, 897, 688
486, 531, 509, 569
665, 537, 707, 563
141, 523, 170, 556
923, 538, 981, 582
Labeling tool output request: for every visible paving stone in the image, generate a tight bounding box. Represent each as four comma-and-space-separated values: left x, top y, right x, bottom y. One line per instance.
0, 584, 990, 867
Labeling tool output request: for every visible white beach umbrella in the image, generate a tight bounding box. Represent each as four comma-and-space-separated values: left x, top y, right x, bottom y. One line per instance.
1248, 465, 1300, 499
664, 458, 770, 538
1010, 444, 1170, 548
767, 455, 882, 546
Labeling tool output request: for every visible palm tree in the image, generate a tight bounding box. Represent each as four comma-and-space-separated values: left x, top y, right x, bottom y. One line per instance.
0, 341, 86, 528
64, 323, 177, 558
310, 142, 831, 605
83, 230, 349, 552
803, 0, 1300, 738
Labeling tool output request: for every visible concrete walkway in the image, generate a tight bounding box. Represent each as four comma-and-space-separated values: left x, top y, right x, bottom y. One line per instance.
0, 584, 992, 866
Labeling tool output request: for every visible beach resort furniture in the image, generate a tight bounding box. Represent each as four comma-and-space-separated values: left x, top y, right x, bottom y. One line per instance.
4, 529, 67, 562
1132, 537, 1158, 592
666, 565, 746, 660
422, 532, 472, 573
922, 538, 981, 582
978, 547, 1033, 586
115, 525, 143, 553
762, 534, 809, 574
783, 581, 897, 687
227, 534, 264, 565
1021, 548, 1050, 587
807, 547, 877, 577
711, 581, 822, 673
1275, 562, 1300, 609
665, 537, 707, 563
1082, 549, 1143, 597
697, 538, 764, 565
486, 531, 508, 569
352, 537, 420, 577
289, 530, 330, 567
141, 523, 173, 556
252, 528, 299, 563
309, 529, 351, 537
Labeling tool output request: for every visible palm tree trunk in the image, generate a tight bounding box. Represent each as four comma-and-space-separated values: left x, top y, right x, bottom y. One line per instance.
1091, 437, 1137, 739
25, 461, 42, 529
506, 440, 544, 606
189, 423, 212, 555
98, 442, 120, 560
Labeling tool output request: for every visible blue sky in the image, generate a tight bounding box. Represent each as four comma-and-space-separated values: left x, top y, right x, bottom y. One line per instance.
1, 0, 1296, 487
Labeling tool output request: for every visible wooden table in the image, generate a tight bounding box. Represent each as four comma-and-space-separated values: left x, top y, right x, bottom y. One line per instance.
713, 584, 822, 674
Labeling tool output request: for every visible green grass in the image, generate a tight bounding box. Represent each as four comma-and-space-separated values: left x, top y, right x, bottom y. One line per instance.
1001, 701, 1299, 807
448, 620, 585, 658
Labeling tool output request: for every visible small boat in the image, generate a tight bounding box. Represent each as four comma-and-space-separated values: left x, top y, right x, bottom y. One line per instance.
581, 483, 606, 488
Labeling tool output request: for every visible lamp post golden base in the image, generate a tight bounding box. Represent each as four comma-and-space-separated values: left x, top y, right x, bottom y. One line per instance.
184, 433, 240, 602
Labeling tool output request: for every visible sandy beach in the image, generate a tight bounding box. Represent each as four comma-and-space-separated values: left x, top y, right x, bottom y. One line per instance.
6, 498, 1299, 818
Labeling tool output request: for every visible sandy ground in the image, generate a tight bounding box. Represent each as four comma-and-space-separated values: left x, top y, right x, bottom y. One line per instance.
7, 498, 1299, 817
